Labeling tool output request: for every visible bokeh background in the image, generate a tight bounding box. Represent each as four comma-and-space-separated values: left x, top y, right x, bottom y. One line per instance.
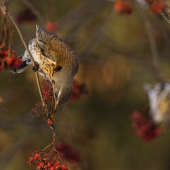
1, 0, 170, 169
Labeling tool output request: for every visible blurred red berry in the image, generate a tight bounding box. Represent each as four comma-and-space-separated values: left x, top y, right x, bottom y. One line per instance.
54, 161, 60, 166
70, 80, 88, 101
57, 142, 81, 162
34, 161, 40, 166
34, 153, 40, 159
43, 158, 48, 163
3, 50, 8, 56
28, 157, 34, 163
47, 162, 52, 167
36, 166, 41, 170
16, 8, 36, 24
50, 166, 55, 170
131, 111, 161, 142
61, 165, 67, 170
150, 0, 165, 13
45, 22, 59, 33
39, 162, 45, 168
114, 0, 133, 15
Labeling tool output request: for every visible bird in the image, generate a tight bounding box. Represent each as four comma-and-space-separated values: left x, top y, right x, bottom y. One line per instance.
145, 81, 170, 126
10, 25, 79, 108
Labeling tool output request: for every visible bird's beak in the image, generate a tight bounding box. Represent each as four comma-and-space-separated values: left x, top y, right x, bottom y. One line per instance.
55, 102, 58, 110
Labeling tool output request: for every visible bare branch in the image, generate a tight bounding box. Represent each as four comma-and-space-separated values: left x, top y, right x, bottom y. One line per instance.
134, 0, 163, 82
160, 9, 170, 24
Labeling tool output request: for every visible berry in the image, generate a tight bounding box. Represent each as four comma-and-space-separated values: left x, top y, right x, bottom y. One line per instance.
45, 22, 59, 33
54, 161, 60, 166
43, 158, 48, 163
34, 161, 40, 166
34, 153, 40, 159
61, 165, 67, 170
150, 0, 165, 13
36, 166, 41, 170
50, 166, 55, 170
47, 162, 52, 167
114, 0, 133, 15
28, 157, 34, 163
3, 50, 8, 56
6, 57, 13, 65
39, 162, 45, 168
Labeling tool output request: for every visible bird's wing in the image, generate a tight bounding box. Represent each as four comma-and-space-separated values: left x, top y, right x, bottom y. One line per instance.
36, 25, 63, 64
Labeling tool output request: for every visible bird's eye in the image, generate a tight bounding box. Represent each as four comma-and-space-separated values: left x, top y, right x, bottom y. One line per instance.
160, 83, 165, 92
55, 93, 58, 98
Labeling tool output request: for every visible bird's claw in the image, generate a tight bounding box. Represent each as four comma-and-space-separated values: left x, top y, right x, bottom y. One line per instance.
32, 62, 39, 72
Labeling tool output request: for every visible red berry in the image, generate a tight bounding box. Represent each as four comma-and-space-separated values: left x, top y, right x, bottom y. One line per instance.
28, 157, 34, 163
34, 153, 40, 159
43, 158, 48, 163
3, 50, 8, 57
47, 162, 52, 167
39, 162, 45, 168
150, 0, 165, 13
114, 0, 133, 15
34, 161, 40, 166
45, 22, 59, 33
61, 165, 67, 170
6, 57, 14, 65
50, 166, 55, 170
36, 166, 41, 170
54, 161, 60, 166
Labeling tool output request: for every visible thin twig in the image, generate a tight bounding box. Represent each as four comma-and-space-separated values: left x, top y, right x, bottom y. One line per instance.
160, 9, 170, 25
51, 124, 56, 145
2, 3, 44, 103
21, 0, 46, 25
134, 0, 163, 82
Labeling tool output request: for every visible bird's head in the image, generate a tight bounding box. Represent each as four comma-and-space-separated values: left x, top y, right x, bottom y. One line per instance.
52, 76, 73, 109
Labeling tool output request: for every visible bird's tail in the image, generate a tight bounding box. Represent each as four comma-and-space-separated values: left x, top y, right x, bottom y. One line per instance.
10, 55, 32, 74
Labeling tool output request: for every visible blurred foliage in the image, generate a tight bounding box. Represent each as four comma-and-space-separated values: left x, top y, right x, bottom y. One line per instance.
1, 0, 170, 170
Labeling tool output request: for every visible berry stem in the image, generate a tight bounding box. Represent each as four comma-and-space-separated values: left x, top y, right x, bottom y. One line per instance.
134, 0, 163, 82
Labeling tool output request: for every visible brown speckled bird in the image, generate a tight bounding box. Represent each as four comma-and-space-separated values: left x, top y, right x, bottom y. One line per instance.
11, 25, 79, 108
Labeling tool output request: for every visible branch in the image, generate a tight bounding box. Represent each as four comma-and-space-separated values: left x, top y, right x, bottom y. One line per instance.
1, 3, 44, 104
160, 8, 170, 24
134, 0, 163, 82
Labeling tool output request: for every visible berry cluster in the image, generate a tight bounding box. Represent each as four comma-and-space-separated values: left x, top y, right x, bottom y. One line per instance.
0, 45, 22, 71
131, 111, 161, 142
113, 1, 133, 15
56, 142, 82, 162
28, 152, 68, 170
70, 80, 88, 101
145, 0, 165, 13
42, 81, 54, 102
45, 22, 59, 33
31, 81, 55, 120
16, 8, 36, 24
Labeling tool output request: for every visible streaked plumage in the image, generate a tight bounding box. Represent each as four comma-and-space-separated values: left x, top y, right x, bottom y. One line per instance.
145, 81, 170, 126
11, 25, 79, 107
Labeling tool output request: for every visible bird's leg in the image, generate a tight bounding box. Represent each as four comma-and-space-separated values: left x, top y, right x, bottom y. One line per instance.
32, 62, 39, 72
